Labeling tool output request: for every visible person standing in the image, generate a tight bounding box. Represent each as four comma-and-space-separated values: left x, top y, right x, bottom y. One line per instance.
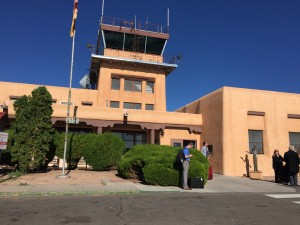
201, 141, 209, 158
272, 149, 284, 183
283, 145, 300, 186
182, 142, 194, 190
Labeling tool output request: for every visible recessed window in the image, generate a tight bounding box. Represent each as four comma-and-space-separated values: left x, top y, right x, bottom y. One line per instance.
146, 81, 154, 94
81, 101, 93, 106
124, 102, 141, 110
145, 104, 154, 110
9, 95, 21, 101
124, 79, 142, 92
110, 101, 120, 108
289, 132, 300, 154
248, 130, 263, 154
111, 78, 120, 90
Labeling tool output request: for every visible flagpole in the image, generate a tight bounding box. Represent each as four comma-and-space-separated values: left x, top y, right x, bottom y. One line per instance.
58, 30, 76, 178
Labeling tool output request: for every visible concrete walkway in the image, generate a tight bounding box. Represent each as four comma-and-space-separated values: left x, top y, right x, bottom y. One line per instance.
0, 174, 297, 197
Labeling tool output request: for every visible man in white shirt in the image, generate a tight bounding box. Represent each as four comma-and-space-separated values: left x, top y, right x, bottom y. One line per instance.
201, 141, 209, 158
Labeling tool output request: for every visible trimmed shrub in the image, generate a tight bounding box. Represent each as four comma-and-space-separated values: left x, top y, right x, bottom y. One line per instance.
117, 144, 209, 186
54, 132, 91, 170
82, 133, 125, 171
143, 163, 179, 186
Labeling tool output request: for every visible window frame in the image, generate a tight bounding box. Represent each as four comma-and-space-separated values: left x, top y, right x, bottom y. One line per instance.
124, 79, 142, 92
248, 130, 264, 154
110, 101, 120, 108
289, 132, 300, 154
146, 81, 154, 94
145, 104, 154, 110
123, 102, 142, 110
111, 78, 120, 90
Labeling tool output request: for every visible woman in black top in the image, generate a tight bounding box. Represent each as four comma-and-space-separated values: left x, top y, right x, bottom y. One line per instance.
272, 149, 284, 183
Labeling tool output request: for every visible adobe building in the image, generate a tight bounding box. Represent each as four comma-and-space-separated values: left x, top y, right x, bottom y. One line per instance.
0, 16, 201, 151
176, 87, 300, 177
1, 13, 299, 178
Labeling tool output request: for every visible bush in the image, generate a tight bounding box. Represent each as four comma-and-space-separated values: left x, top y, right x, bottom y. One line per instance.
10, 86, 54, 172
54, 132, 92, 170
82, 133, 125, 171
117, 144, 209, 186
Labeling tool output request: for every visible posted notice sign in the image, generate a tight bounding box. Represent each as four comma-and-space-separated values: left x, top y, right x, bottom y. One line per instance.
0, 132, 8, 150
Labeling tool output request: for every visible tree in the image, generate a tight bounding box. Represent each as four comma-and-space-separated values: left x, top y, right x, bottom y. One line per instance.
10, 86, 55, 171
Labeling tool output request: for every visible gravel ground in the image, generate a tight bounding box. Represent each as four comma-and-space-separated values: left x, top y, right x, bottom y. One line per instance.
0, 169, 125, 186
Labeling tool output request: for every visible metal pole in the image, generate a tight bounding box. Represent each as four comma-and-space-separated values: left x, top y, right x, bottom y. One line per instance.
59, 30, 76, 178
101, 0, 105, 20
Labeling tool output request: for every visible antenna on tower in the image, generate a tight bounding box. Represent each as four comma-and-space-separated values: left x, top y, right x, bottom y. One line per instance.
96, 0, 105, 54
167, 8, 169, 26
167, 8, 170, 33
101, 0, 105, 23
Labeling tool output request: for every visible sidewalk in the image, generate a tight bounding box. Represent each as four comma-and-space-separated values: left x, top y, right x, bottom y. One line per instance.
0, 170, 297, 197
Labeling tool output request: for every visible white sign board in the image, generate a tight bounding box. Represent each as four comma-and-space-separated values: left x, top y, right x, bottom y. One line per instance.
66, 118, 79, 124
0, 132, 9, 150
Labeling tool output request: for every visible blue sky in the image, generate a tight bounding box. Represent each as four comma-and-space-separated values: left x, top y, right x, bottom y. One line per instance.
1, 0, 300, 111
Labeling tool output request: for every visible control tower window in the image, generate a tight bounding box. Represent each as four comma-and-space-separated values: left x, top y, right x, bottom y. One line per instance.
146, 81, 154, 94
111, 78, 120, 90
124, 102, 142, 110
125, 79, 142, 92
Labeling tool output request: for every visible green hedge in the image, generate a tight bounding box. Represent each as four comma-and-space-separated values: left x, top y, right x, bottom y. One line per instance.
82, 133, 125, 171
54, 132, 93, 170
117, 144, 209, 186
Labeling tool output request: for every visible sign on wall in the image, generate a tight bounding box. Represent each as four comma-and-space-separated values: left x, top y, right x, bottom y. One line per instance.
0, 132, 8, 150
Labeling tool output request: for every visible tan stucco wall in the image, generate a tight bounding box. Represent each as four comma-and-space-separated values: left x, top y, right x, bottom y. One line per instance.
104, 49, 163, 63
96, 62, 167, 111
160, 128, 201, 150
177, 89, 224, 174
0, 81, 201, 128
177, 86, 300, 177
222, 87, 300, 177
0, 81, 98, 112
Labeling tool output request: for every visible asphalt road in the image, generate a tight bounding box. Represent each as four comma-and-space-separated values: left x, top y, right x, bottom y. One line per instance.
0, 192, 300, 225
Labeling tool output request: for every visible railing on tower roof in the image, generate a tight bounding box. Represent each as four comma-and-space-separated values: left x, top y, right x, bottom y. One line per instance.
101, 16, 169, 34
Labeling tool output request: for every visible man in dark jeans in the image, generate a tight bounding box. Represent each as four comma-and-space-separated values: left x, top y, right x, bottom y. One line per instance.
284, 145, 300, 186
182, 142, 194, 190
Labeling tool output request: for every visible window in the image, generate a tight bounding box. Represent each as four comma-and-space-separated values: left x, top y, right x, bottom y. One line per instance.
124, 102, 141, 110
110, 101, 120, 108
146, 81, 154, 93
289, 132, 300, 154
146, 104, 154, 110
111, 78, 120, 90
171, 139, 197, 149
81, 101, 93, 106
112, 131, 146, 150
248, 130, 263, 154
173, 142, 182, 147
124, 79, 142, 92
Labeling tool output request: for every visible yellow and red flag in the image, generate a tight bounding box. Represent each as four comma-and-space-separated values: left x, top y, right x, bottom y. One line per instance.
70, 0, 78, 37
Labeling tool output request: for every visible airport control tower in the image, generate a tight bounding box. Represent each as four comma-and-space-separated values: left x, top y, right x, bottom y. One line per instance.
86, 9, 178, 112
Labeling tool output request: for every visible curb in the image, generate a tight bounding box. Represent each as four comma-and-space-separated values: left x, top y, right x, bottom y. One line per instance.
0, 190, 142, 198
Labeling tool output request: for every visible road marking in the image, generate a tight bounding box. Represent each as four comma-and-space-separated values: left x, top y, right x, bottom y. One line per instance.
265, 194, 300, 199
293, 201, 300, 204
